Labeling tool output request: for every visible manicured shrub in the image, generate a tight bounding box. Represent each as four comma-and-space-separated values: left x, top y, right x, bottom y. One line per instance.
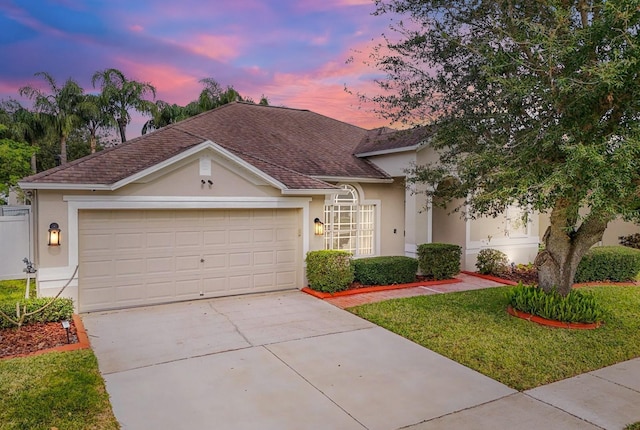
619, 233, 640, 249
305, 250, 354, 293
575, 246, 640, 283
0, 297, 74, 329
475, 248, 509, 275
417, 243, 461, 280
352, 256, 418, 285
507, 284, 604, 324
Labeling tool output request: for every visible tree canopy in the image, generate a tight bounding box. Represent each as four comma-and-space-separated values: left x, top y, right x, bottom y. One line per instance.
370, 0, 640, 294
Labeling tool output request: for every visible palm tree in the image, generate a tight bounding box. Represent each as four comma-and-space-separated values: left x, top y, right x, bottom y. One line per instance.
91, 68, 156, 143
19, 72, 84, 165
79, 93, 112, 153
141, 100, 187, 135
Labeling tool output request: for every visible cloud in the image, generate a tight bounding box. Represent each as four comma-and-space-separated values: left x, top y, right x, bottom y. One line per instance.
186, 34, 243, 62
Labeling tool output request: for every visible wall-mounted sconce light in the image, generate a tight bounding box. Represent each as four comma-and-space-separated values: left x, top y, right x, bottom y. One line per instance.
48, 222, 61, 246
314, 218, 324, 236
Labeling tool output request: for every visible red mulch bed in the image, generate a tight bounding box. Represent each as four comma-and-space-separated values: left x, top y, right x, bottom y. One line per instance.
0, 320, 79, 359
495, 266, 539, 285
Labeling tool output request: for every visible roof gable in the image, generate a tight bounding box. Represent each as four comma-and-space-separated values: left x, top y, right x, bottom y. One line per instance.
20, 103, 393, 191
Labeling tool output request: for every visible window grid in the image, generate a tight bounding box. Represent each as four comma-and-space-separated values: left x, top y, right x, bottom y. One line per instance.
323, 185, 375, 256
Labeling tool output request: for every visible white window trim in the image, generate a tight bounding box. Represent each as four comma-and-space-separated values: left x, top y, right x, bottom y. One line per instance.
323, 184, 381, 257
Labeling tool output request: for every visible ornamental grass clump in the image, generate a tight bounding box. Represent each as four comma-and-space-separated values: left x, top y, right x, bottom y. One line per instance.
507, 284, 604, 324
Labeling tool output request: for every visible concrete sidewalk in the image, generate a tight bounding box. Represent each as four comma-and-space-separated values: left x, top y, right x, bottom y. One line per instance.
83, 286, 640, 429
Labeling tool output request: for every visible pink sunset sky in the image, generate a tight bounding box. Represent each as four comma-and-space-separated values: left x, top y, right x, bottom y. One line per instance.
0, 0, 398, 138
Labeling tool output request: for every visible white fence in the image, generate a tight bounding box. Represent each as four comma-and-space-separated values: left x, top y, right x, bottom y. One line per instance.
0, 206, 32, 281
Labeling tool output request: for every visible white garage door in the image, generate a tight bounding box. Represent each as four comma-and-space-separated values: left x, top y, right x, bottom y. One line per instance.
78, 209, 301, 312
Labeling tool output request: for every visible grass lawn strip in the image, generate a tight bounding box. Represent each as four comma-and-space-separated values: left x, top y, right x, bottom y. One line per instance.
349, 286, 640, 391
0, 349, 119, 430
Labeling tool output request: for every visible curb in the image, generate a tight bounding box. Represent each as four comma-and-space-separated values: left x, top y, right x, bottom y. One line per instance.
302, 278, 462, 299
1, 314, 90, 360
506, 305, 602, 330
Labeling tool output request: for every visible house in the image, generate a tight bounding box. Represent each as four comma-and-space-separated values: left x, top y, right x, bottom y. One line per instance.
19, 102, 541, 312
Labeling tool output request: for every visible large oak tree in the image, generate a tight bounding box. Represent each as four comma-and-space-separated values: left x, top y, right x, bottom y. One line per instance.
369, 0, 640, 294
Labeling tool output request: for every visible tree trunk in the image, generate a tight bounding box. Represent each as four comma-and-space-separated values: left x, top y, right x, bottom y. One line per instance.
535, 200, 610, 295
59, 135, 67, 165
90, 133, 97, 154
117, 118, 127, 143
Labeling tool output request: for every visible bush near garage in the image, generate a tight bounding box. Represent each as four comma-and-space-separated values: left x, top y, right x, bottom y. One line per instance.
417, 243, 461, 280
475, 248, 509, 275
352, 256, 418, 285
0, 297, 73, 329
574, 246, 640, 283
305, 250, 354, 293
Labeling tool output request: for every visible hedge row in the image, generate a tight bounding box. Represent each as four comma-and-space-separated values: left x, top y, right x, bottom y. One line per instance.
575, 246, 640, 283
306, 244, 462, 292
0, 297, 74, 329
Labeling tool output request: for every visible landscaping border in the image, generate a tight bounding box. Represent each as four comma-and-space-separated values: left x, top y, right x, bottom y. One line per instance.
462, 270, 639, 288
302, 278, 462, 299
461, 271, 519, 285
506, 305, 602, 330
0, 314, 90, 360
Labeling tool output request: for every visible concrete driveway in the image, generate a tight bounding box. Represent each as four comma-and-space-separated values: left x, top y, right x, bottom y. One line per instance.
82, 291, 519, 429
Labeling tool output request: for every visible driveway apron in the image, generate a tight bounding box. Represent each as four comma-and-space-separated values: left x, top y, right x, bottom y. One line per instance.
82, 290, 515, 430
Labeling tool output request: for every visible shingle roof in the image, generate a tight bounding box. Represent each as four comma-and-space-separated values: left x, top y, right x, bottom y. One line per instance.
21, 102, 393, 190
355, 126, 432, 156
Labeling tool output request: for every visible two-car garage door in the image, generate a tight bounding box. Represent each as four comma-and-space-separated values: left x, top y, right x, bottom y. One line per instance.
78, 208, 301, 312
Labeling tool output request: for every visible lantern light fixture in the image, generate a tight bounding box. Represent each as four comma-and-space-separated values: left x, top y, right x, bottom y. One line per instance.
314, 218, 324, 236
48, 222, 61, 246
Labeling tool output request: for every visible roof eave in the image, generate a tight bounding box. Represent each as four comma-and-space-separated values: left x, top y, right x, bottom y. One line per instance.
312, 176, 394, 184
355, 144, 420, 158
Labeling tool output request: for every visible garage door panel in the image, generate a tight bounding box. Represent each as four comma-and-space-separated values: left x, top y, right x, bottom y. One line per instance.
203, 230, 226, 246
175, 255, 201, 272
229, 252, 251, 267
202, 253, 227, 269
254, 251, 274, 266
146, 256, 174, 274
115, 232, 145, 250
79, 208, 301, 312
253, 229, 274, 242
147, 232, 175, 249
229, 230, 251, 244
175, 231, 202, 248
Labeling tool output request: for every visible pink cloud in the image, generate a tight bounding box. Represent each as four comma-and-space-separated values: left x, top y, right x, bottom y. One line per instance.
187, 34, 243, 62
112, 58, 202, 105
129, 24, 144, 32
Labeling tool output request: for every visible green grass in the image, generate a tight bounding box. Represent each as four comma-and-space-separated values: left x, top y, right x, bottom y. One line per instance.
0, 278, 36, 303
0, 349, 119, 430
349, 285, 640, 391
626, 423, 640, 430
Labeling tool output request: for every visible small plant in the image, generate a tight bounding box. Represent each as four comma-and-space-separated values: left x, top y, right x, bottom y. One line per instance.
417, 243, 461, 280
305, 250, 354, 293
475, 248, 509, 275
507, 284, 604, 324
352, 256, 418, 285
575, 246, 640, 282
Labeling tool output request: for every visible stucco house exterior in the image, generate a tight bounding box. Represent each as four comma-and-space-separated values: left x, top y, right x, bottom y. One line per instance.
19, 102, 541, 312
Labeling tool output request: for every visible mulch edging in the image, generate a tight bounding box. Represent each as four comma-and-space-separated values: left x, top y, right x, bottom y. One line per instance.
0, 314, 90, 361
461, 271, 519, 285
506, 305, 602, 330
302, 278, 462, 299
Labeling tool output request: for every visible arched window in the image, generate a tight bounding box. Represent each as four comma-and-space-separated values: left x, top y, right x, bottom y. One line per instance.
324, 184, 375, 256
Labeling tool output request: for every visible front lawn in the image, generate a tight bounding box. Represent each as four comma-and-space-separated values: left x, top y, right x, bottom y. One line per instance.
349, 285, 640, 391
0, 279, 36, 303
0, 349, 119, 430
